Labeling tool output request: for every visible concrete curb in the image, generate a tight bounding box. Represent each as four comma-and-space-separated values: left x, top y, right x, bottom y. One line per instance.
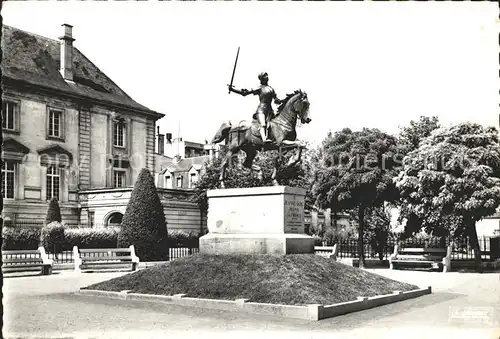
77, 286, 432, 321
337, 258, 389, 268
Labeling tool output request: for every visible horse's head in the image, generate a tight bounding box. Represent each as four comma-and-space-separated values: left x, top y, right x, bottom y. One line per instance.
291, 90, 311, 124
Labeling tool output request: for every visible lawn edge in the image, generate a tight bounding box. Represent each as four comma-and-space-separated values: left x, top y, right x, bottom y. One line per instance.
76, 286, 432, 321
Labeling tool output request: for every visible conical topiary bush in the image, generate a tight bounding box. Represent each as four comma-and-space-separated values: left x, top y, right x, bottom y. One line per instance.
42, 198, 64, 259
118, 168, 169, 261
45, 197, 62, 224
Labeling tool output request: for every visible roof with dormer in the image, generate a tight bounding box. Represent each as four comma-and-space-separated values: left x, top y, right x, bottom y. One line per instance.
158, 155, 209, 175
1, 25, 164, 120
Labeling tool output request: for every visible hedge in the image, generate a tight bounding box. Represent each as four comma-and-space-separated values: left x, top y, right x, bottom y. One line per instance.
2, 226, 203, 253
2, 227, 41, 250
167, 229, 200, 248
62, 228, 120, 250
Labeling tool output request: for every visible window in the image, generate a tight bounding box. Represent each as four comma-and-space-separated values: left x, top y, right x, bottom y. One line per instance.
114, 170, 126, 188
189, 173, 197, 188
46, 165, 60, 201
1, 161, 15, 199
165, 175, 172, 189
2, 101, 19, 132
176, 176, 183, 188
47, 109, 63, 139
106, 212, 123, 227
113, 123, 125, 147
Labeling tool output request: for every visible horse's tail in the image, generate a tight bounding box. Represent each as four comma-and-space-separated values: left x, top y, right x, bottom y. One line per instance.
211, 122, 232, 144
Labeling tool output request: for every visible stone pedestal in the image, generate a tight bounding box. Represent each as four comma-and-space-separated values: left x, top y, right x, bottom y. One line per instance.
199, 186, 314, 255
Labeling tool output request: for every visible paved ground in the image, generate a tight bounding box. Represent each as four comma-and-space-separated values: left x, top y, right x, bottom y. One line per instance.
3, 268, 500, 339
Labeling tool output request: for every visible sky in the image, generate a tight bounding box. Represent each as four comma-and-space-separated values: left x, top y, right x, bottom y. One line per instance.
3, 2, 499, 147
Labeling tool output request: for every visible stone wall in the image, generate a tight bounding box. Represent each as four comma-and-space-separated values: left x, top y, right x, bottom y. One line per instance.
158, 188, 206, 233
78, 187, 207, 233
3, 200, 80, 225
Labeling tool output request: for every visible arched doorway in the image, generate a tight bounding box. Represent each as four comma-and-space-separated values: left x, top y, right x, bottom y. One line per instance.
105, 212, 123, 227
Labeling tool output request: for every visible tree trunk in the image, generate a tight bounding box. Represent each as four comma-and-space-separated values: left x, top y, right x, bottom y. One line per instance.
358, 205, 366, 269
469, 221, 483, 272
439, 236, 446, 248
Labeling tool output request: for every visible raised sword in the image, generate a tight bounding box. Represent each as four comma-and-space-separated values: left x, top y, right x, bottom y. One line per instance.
228, 47, 240, 94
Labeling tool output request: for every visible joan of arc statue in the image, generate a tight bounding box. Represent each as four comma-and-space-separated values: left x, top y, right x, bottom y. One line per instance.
228, 72, 281, 143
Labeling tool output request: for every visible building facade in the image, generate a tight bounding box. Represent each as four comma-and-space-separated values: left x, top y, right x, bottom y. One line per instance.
1, 24, 206, 231
155, 154, 207, 190
163, 134, 220, 159
154, 130, 223, 190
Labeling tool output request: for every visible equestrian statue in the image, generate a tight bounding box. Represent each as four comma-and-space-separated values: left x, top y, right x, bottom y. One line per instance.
211, 48, 311, 188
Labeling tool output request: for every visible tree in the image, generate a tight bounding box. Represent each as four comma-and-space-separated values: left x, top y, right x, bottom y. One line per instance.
311, 128, 400, 268
118, 168, 169, 261
398, 116, 440, 154
350, 205, 394, 260
192, 147, 314, 213
394, 123, 500, 271
45, 198, 62, 224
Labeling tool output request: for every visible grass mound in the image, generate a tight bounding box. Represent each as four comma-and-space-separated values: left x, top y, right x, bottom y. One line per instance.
84, 254, 419, 305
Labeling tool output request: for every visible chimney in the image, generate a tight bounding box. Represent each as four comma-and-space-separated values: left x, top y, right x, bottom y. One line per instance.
173, 154, 181, 164
59, 24, 75, 81
157, 126, 165, 155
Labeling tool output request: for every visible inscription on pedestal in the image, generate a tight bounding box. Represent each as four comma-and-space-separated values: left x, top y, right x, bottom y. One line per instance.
284, 195, 304, 234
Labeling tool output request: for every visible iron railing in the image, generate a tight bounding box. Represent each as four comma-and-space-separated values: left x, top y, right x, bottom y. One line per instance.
327, 236, 493, 260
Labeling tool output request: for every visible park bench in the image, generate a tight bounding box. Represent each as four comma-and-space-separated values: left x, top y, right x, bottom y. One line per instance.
2, 247, 53, 275
314, 244, 338, 260
389, 245, 451, 272
73, 245, 140, 273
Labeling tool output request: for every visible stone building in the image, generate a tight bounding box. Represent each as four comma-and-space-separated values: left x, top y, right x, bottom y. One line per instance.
154, 130, 222, 190
155, 155, 206, 190
163, 134, 220, 159
1, 24, 206, 232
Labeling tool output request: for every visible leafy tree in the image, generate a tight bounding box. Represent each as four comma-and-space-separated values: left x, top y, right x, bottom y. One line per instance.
45, 198, 62, 224
398, 116, 440, 154
394, 123, 500, 271
311, 128, 400, 268
192, 147, 313, 213
118, 168, 169, 261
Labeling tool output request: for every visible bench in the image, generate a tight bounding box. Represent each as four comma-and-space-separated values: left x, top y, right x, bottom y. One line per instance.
389, 245, 451, 272
73, 245, 140, 273
2, 247, 53, 275
314, 244, 338, 260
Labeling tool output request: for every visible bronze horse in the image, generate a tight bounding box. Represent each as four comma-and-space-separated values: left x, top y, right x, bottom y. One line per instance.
211, 90, 311, 188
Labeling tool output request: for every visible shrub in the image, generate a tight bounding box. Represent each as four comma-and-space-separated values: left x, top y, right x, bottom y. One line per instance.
45, 198, 62, 224
168, 229, 200, 248
40, 221, 65, 254
321, 228, 337, 245
118, 168, 169, 261
63, 228, 120, 250
312, 234, 322, 246
2, 227, 41, 250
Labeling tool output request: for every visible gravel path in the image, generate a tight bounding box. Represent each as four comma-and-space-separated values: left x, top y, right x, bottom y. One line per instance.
3, 269, 499, 339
